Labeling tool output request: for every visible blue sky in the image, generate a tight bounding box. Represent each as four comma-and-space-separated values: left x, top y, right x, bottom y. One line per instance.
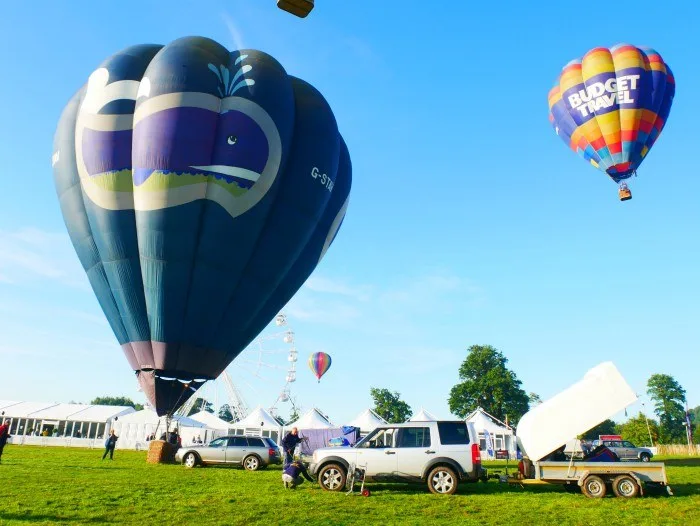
0, 1, 698, 426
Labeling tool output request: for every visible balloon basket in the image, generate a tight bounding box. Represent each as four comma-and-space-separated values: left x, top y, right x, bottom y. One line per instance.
147, 440, 175, 464
618, 186, 632, 201
277, 0, 315, 18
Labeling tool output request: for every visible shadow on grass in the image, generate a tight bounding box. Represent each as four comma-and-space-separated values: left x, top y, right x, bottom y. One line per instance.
361, 479, 698, 499
348, 480, 561, 496
664, 483, 700, 498
0, 513, 104, 523
63, 465, 130, 470
661, 458, 700, 467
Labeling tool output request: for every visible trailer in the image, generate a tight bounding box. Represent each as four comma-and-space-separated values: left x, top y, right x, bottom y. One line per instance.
508, 362, 673, 498
510, 459, 672, 498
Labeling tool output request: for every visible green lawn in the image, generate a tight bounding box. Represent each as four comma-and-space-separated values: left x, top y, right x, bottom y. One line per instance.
0, 447, 698, 525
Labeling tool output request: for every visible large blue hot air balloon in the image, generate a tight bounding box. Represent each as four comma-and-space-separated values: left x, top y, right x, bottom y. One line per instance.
52, 36, 352, 415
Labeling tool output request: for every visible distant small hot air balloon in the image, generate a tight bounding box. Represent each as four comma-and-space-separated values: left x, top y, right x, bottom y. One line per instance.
308, 352, 331, 382
548, 44, 675, 201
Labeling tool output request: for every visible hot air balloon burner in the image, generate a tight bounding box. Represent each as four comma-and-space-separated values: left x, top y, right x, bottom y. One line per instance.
277, 0, 314, 18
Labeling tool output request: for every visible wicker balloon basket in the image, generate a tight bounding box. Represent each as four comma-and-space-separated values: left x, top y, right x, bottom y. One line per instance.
147, 440, 175, 464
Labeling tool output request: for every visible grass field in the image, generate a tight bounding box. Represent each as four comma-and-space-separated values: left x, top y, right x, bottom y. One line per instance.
0, 447, 698, 525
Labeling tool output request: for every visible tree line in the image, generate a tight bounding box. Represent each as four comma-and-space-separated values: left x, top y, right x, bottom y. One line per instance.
89, 345, 696, 444
369, 345, 696, 445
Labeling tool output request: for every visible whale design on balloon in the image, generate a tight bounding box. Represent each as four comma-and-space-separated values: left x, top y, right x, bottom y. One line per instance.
53, 37, 352, 415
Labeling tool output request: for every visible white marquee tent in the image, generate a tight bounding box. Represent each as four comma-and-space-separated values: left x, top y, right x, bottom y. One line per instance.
112, 409, 209, 450
286, 408, 333, 430
465, 407, 516, 457
348, 408, 387, 436
409, 408, 439, 422
0, 400, 135, 448
189, 410, 235, 436
227, 406, 283, 443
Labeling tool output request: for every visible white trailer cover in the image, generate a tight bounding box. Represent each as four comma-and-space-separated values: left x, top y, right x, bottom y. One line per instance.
516, 362, 637, 462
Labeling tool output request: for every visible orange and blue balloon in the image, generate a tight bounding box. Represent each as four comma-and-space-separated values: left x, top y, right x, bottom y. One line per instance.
308, 352, 332, 382
548, 44, 675, 185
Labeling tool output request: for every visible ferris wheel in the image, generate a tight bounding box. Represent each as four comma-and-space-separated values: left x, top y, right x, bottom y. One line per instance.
177, 312, 300, 421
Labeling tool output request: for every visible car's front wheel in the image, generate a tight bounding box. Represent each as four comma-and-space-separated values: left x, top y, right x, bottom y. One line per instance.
243, 455, 261, 471
318, 463, 347, 491
183, 452, 198, 468
427, 465, 458, 495
640, 453, 651, 462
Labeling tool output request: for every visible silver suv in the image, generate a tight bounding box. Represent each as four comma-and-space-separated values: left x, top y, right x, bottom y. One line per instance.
175, 436, 281, 470
309, 421, 483, 495
595, 440, 654, 462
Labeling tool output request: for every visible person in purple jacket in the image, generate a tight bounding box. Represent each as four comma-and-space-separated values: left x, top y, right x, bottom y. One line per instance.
282, 460, 315, 489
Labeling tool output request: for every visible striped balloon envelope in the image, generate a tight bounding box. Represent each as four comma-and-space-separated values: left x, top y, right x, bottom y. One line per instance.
548, 44, 675, 192
308, 352, 332, 382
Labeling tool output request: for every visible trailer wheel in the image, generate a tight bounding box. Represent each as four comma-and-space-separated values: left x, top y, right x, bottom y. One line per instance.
581, 475, 607, 498
612, 475, 640, 498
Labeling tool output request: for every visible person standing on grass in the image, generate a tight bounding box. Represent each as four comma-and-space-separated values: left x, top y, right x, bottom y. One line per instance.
0, 419, 10, 463
282, 427, 302, 466
102, 429, 118, 460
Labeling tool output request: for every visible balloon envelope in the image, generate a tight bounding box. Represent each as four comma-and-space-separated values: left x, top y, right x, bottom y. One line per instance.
53, 36, 351, 415
308, 352, 332, 381
548, 44, 674, 183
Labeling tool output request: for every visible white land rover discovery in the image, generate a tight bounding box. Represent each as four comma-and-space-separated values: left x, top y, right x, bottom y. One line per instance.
309, 420, 484, 495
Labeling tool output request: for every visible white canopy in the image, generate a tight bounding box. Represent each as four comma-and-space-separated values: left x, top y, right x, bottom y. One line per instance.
113, 409, 210, 449
235, 406, 282, 429
287, 408, 333, 429
0, 401, 134, 422
409, 408, 439, 422
115, 409, 206, 428
0, 400, 21, 411
517, 361, 637, 462
465, 408, 514, 436
189, 410, 233, 431
0, 401, 59, 417
348, 408, 387, 433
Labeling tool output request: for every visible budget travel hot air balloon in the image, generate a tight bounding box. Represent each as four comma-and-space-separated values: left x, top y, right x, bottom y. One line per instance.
548, 44, 675, 201
308, 352, 331, 382
52, 36, 351, 416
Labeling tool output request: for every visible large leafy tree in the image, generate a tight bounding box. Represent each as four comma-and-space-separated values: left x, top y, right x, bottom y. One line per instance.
618, 412, 660, 446
370, 388, 412, 423
91, 396, 143, 411
448, 345, 529, 425
580, 419, 618, 440
276, 405, 302, 426
647, 374, 687, 443
689, 405, 700, 438
187, 398, 214, 416
528, 393, 542, 407
218, 404, 235, 422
